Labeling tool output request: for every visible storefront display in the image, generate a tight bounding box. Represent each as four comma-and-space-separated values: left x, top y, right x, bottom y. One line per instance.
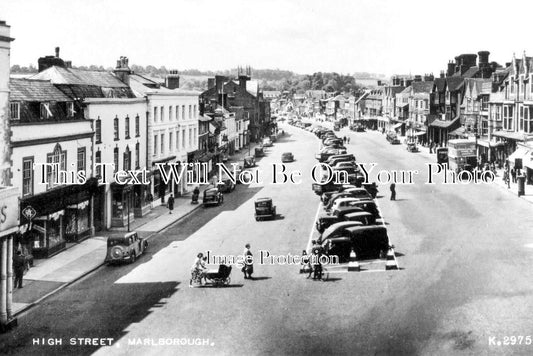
111, 184, 134, 227
65, 200, 91, 242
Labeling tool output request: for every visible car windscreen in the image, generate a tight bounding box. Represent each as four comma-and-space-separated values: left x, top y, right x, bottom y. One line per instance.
107, 239, 128, 247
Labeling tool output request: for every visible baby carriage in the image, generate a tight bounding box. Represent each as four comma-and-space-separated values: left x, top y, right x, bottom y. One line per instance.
204, 264, 232, 287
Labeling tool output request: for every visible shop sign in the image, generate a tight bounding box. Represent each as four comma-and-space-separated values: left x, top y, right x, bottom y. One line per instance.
0, 186, 20, 234
22, 205, 37, 221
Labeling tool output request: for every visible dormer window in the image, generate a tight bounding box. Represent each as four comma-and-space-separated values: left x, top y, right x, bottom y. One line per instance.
10, 102, 20, 120
40, 102, 53, 119
67, 102, 76, 117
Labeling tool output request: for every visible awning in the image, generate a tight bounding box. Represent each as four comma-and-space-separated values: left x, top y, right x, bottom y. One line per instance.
508, 146, 533, 163
476, 139, 504, 148
413, 131, 427, 136
492, 130, 530, 141
392, 122, 404, 129
377, 116, 390, 122
397, 102, 409, 108
429, 116, 460, 128
449, 127, 467, 137
199, 115, 212, 122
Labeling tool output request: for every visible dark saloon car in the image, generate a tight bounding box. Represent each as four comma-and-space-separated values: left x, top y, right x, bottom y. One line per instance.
203, 187, 224, 206
105, 232, 148, 265
254, 197, 277, 221
322, 225, 389, 262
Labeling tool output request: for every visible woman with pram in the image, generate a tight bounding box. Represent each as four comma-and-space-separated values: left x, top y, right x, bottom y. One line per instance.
190, 252, 208, 287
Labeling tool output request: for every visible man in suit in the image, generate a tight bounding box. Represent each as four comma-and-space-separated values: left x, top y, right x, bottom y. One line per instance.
390, 183, 396, 201
13, 250, 26, 288
242, 243, 254, 279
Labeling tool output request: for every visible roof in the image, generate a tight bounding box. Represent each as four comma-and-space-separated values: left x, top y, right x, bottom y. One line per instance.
455, 66, 479, 78
246, 80, 259, 96
433, 78, 446, 93
446, 77, 464, 92
10, 78, 72, 102
411, 81, 434, 94
31, 66, 128, 87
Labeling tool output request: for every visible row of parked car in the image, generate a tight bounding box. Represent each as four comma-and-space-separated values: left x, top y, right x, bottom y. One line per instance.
301, 125, 390, 263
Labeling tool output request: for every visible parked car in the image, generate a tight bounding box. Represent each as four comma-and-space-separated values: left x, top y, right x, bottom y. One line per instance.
386, 131, 401, 144
322, 225, 389, 262
316, 210, 375, 234
328, 197, 369, 213
270, 134, 277, 142
105, 232, 148, 265
262, 137, 273, 147
254, 197, 277, 221
320, 184, 358, 204
203, 187, 224, 206
362, 182, 379, 198
325, 190, 371, 211
243, 156, 256, 168
255, 146, 265, 157
318, 221, 364, 242
281, 152, 294, 163
332, 200, 380, 219
217, 177, 236, 193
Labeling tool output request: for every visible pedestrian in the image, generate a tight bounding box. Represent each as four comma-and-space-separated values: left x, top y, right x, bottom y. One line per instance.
429, 141, 434, 154
511, 167, 517, 183
390, 183, 396, 201
13, 250, 25, 288
343, 136, 347, 144
167, 194, 175, 214
347, 137, 350, 144
503, 169, 510, 189
242, 243, 254, 279
310, 249, 322, 280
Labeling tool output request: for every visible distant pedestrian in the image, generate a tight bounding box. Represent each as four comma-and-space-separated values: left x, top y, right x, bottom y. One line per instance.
167, 194, 175, 214
429, 141, 434, 154
511, 167, 517, 183
13, 250, 25, 288
390, 183, 396, 201
343, 136, 347, 144
504, 170, 510, 189
242, 243, 254, 279
347, 137, 350, 144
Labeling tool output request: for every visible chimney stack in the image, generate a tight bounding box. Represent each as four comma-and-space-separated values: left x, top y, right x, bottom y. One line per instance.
207, 78, 215, 90
440, 70, 445, 78
55, 47, 60, 58
446, 61, 455, 77
215, 75, 227, 93
164, 69, 180, 89
113, 56, 132, 85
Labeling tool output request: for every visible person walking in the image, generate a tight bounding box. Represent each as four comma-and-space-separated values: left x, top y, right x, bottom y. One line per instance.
242, 243, 254, 279
343, 136, 347, 144
13, 250, 26, 288
511, 167, 517, 183
390, 183, 396, 201
347, 137, 350, 144
167, 194, 175, 214
503, 169, 510, 189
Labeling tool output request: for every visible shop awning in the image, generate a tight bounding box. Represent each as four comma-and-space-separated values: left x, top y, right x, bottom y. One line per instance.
448, 127, 467, 137
430, 116, 460, 128
413, 131, 427, 136
476, 139, 504, 148
508, 146, 533, 163
492, 130, 530, 141
199, 115, 212, 122
392, 122, 404, 129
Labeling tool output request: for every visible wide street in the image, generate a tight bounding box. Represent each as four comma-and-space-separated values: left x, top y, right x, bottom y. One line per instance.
2, 122, 533, 356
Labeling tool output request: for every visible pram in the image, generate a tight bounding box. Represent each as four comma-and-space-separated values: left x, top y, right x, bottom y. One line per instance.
204, 264, 232, 286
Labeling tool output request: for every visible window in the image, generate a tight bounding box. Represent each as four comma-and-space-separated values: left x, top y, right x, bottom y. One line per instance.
22, 157, 33, 196
40, 102, 52, 119
503, 106, 513, 130
194, 105, 197, 118
77, 147, 86, 173
160, 106, 164, 122
114, 147, 119, 173
114, 117, 119, 140
67, 102, 76, 117
161, 133, 165, 155
46, 144, 66, 188
182, 106, 185, 120
95, 118, 102, 143
135, 142, 140, 168
154, 134, 158, 155
525, 107, 532, 133
176, 129, 179, 150
189, 105, 192, 119
169, 106, 173, 121
169, 132, 173, 152
182, 130, 185, 148
135, 115, 140, 137
175, 105, 179, 120
95, 150, 102, 177
10, 102, 20, 120
189, 128, 192, 147
123, 146, 131, 171
125, 116, 130, 138
153, 107, 158, 122
520, 106, 524, 131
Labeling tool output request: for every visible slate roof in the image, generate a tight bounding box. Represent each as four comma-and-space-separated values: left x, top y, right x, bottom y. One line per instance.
31, 66, 128, 87
411, 81, 434, 94
434, 78, 446, 93
446, 77, 464, 91
10, 78, 72, 102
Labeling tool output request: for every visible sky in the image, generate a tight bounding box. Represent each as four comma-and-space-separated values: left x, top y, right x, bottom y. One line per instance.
2, 0, 533, 77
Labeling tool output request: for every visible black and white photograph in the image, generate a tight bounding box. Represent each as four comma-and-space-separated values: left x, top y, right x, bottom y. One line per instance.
1, 0, 533, 355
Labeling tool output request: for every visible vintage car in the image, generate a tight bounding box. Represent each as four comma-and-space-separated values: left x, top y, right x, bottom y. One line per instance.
332, 200, 380, 219
243, 155, 256, 168
406, 142, 418, 152
315, 148, 347, 162
318, 221, 364, 243
325, 189, 371, 211
320, 184, 358, 204
217, 177, 236, 193
254, 197, 277, 221
262, 137, 273, 147
255, 146, 265, 157
316, 210, 375, 233
322, 225, 389, 262
270, 134, 277, 142
328, 197, 370, 213
105, 232, 148, 265
362, 182, 379, 198
203, 187, 224, 206
281, 152, 294, 163
386, 131, 401, 144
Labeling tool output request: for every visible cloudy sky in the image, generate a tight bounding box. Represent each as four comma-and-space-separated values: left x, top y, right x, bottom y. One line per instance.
2, 0, 532, 76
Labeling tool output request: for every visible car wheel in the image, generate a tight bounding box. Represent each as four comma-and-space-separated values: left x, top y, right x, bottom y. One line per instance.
130, 252, 136, 263
255, 217, 259, 221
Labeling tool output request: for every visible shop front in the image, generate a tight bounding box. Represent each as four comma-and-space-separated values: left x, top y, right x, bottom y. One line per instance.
19, 180, 96, 258
134, 175, 152, 217
111, 183, 134, 228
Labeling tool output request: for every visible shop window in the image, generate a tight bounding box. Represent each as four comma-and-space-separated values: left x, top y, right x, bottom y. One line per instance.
22, 157, 33, 196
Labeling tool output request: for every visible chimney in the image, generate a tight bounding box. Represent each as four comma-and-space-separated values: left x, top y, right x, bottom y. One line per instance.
207, 78, 215, 89
38, 46, 66, 72
447, 61, 455, 77
113, 56, 132, 85
440, 70, 445, 78
414, 75, 422, 82
164, 69, 180, 89
478, 51, 490, 66
424, 73, 434, 81
215, 75, 227, 93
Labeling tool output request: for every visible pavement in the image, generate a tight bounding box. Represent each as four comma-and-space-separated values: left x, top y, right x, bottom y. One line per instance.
10, 142, 262, 318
